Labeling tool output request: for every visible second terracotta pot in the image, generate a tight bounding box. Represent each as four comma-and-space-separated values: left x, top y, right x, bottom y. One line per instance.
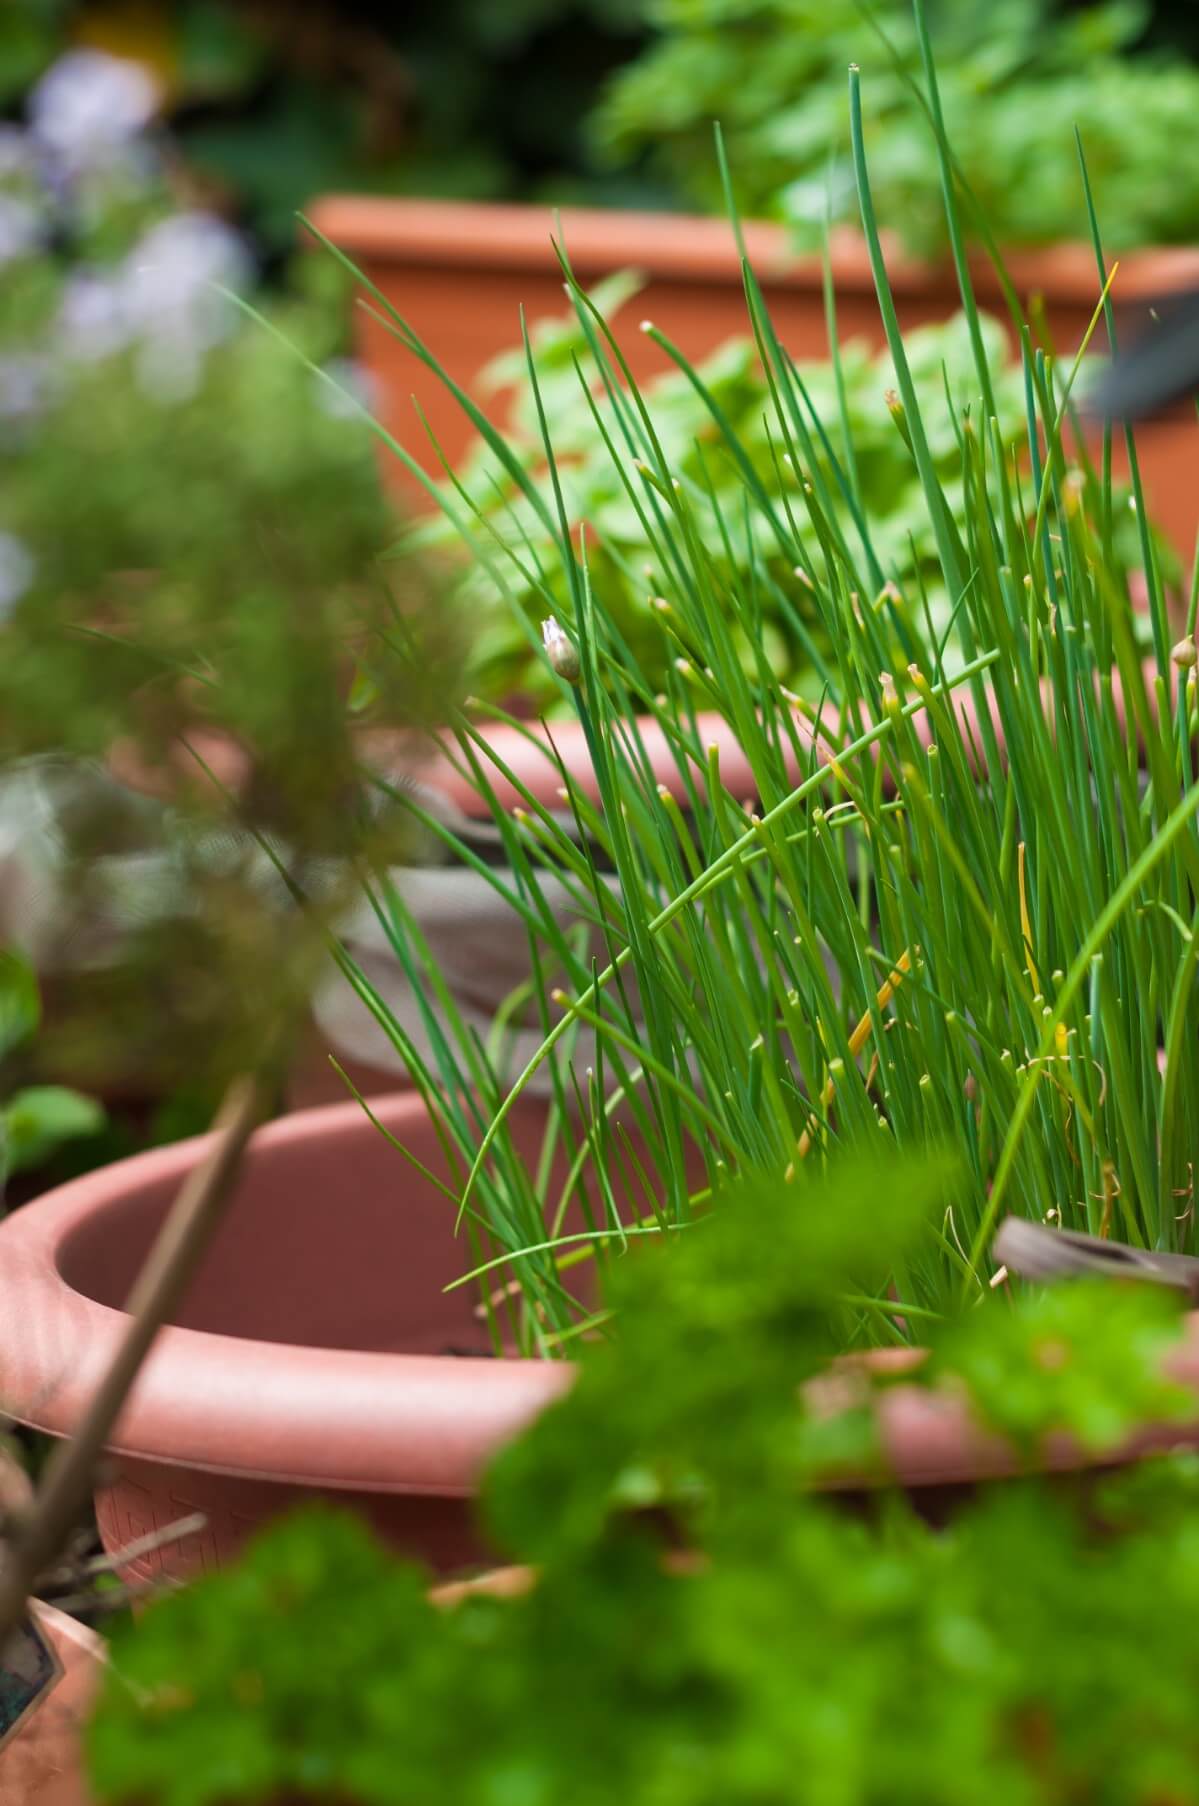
306, 195, 1199, 560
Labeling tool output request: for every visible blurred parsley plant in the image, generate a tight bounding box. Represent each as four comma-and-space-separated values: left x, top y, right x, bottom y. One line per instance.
88, 1149, 1199, 1806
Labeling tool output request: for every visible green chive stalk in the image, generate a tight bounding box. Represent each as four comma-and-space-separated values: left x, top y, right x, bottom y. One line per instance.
319, 9, 1199, 1352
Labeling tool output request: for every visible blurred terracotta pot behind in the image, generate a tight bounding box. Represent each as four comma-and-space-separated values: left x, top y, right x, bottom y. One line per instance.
306, 196, 1199, 560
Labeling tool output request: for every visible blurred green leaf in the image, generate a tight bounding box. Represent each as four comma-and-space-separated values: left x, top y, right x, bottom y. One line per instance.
0, 949, 40, 1064
177, 0, 271, 102
2, 1084, 106, 1174
0, 8, 59, 105
594, 0, 1199, 254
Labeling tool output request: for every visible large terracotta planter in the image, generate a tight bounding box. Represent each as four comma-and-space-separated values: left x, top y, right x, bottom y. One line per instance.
306, 196, 1199, 558
0, 1092, 574, 1582
6, 1083, 1199, 1599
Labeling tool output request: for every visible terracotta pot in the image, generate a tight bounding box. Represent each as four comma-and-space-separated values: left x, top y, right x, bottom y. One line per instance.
0, 1091, 577, 1583
306, 196, 1199, 558
0, 1603, 105, 1806
417, 652, 1168, 819
6, 1081, 1199, 1603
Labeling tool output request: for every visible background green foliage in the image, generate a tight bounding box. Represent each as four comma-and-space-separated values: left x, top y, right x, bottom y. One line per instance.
0, 0, 657, 260
1, 313, 395, 828
0, 306, 455, 1088
0, 948, 103, 1183
13, 0, 1199, 267
0, 16, 466, 1099
594, 0, 1199, 254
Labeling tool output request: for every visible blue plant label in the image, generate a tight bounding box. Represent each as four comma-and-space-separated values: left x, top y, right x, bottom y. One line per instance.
0, 1614, 63, 1749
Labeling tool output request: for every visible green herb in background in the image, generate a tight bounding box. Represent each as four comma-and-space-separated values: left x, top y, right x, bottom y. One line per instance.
0, 298, 434, 1090
0, 46, 463, 1100
594, 0, 1199, 256
0, 370, 456, 1090
405, 282, 1163, 711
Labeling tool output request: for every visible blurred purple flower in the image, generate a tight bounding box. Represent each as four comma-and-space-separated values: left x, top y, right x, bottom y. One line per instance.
68, 141, 163, 226
28, 51, 160, 172
124, 212, 251, 342
122, 212, 251, 398
0, 534, 35, 617
54, 211, 253, 397
0, 128, 38, 183
58, 270, 130, 362
0, 196, 41, 266
0, 357, 50, 424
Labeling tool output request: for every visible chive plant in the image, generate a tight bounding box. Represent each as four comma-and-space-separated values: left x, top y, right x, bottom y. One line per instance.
318, 0, 1199, 1354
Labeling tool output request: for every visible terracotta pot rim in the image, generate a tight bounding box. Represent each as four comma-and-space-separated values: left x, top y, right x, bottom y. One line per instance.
5, 1090, 1199, 1506
423, 651, 1166, 819
305, 194, 1199, 308
843, 1322, 1199, 1490
0, 1092, 570, 1498
1, 1601, 108, 1806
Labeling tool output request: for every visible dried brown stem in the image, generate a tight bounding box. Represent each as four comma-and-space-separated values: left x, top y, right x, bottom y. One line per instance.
38, 1511, 208, 1595
0, 1069, 272, 1651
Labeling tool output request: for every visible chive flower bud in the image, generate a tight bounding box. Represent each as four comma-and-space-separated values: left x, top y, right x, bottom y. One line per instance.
885, 388, 913, 452
541, 617, 580, 684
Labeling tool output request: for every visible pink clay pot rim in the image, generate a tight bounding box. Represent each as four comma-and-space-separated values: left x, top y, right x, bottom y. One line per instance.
421, 653, 1167, 818
0, 1094, 571, 1499
108, 648, 1165, 825
6, 1092, 1199, 1500
305, 196, 1199, 310
113, 641, 1171, 820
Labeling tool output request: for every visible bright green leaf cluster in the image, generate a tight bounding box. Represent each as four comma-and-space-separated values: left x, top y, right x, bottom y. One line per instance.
592, 0, 1199, 257
0, 947, 102, 1181
929, 1278, 1193, 1455
0, 1085, 105, 1177
406, 297, 1044, 710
